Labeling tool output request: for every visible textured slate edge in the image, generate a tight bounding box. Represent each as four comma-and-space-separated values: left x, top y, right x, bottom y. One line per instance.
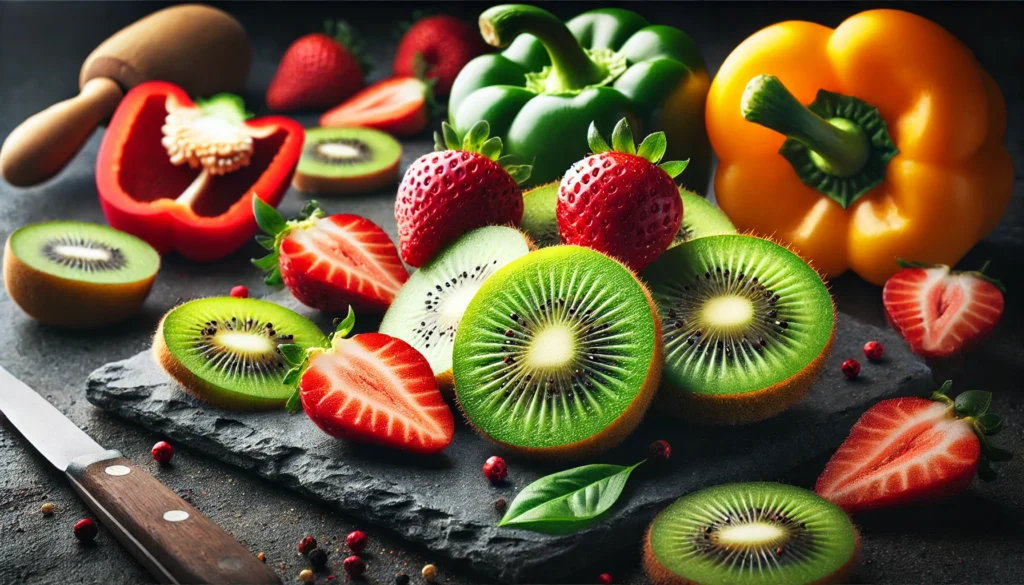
86, 314, 931, 583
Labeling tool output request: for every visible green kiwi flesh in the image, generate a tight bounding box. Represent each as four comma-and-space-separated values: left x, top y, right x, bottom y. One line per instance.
8, 221, 159, 284
379, 226, 532, 386
643, 235, 833, 399
644, 482, 858, 585
673, 189, 736, 247
294, 127, 401, 193
156, 297, 328, 409
453, 245, 660, 457
520, 181, 561, 248
521, 185, 734, 250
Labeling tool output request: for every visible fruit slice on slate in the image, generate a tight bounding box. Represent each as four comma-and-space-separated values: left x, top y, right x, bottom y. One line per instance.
4, 221, 160, 328
320, 77, 430, 137
644, 482, 859, 585
154, 297, 328, 409
293, 127, 402, 195
453, 245, 662, 460
380, 226, 533, 390
299, 332, 455, 454
644, 234, 834, 425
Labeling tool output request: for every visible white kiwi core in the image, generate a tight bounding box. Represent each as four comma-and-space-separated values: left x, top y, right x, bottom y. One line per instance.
217, 331, 276, 356
716, 521, 788, 549
526, 325, 575, 370
53, 245, 112, 262
701, 295, 754, 334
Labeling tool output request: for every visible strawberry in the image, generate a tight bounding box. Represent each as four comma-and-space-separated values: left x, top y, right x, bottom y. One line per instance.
395, 121, 531, 267
816, 381, 1010, 514
280, 310, 454, 455
252, 199, 408, 313
393, 14, 488, 97
266, 21, 366, 112
882, 260, 1005, 360
320, 77, 431, 137
557, 119, 688, 273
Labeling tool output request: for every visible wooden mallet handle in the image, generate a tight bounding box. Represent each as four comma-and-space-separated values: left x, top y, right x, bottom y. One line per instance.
0, 78, 123, 187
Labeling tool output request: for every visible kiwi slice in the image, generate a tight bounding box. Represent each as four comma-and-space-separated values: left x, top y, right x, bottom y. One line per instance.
3, 221, 160, 328
673, 189, 736, 247
453, 245, 662, 460
643, 483, 859, 585
521, 185, 734, 250
520, 181, 561, 248
293, 127, 402, 195
643, 235, 834, 425
154, 297, 328, 409
380, 226, 532, 390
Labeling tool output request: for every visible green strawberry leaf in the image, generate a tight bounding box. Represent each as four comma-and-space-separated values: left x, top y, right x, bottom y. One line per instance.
480, 137, 503, 161
255, 234, 276, 250
504, 164, 532, 185
498, 462, 641, 534
462, 120, 490, 153
251, 253, 279, 271
978, 458, 996, 481
636, 132, 667, 165
284, 386, 303, 413
587, 121, 611, 154
278, 344, 306, 365
264, 267, 284, 287
976, 413, 1002, 436
659, 160, 689, 179
610, 118, 636, 156
253, 197, 287, 236
332, 306, 357, 339
433, 131, 446, 152
441, 122, 461, 151
955, 390, 992, 418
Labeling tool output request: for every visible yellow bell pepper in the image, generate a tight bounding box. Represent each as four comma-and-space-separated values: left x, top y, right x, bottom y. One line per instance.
706, 9, 1012, 285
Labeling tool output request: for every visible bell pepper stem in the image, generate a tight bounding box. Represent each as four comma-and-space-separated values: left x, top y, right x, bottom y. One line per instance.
741, 75, 870, 178
479, 4, 607, 93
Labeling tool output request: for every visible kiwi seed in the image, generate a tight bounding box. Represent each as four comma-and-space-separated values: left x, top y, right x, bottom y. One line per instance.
644, 235, 834, 425
453, 245, 662, 460
644, 482, 859, 585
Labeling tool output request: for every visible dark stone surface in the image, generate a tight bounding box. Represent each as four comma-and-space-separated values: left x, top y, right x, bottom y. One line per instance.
2, 2, 1022, 585
86, 303, 929, 583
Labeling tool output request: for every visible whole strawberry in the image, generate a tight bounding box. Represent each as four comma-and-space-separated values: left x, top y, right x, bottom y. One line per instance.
393, 14, 488, 97
267, 21, 365, 112
557, 119, 688, 273
883, 260, 1004, 360
395, 121, 531, 267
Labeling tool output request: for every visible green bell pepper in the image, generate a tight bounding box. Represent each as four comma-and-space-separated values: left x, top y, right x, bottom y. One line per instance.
448, 4, 711, 191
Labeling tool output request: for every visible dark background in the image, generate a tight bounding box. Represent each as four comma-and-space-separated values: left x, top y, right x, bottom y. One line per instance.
1, 2, 1021, 584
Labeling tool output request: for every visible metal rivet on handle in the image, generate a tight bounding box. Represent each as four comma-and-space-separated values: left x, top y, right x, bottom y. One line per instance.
163, 510, 189, 522
104, 465, 131, 476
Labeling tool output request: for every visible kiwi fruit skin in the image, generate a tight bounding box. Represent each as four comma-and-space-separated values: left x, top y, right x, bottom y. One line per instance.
293, 127, 402, 195
153, 297, 328, 410
379, 226, 534, 394
3, 222, 160, 328
642, 483, 860, 585
645, 234, 835, 425
452, 245, 663, 461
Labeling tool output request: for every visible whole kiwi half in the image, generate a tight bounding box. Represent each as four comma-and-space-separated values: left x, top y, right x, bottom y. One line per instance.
3, 221, 160, 328
154, 297, 328, 409
644, 482, 859, 585
643, 234, 834, 425
379, 226, 533, 390
293, 127, 402, 195
452, 245, 662, 460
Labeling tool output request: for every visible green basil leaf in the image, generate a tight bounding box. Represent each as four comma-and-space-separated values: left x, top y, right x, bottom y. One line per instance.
636, 132, 667, 165
252, 197, 286, 236
499, 462, 641, 534
587, 121, 611, 154
955, 390, 992, 418
610, 118, 636, 155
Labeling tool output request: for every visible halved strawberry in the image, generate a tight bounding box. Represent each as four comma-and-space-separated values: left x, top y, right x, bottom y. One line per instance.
319, 77, 430, 137
281, 310, 454, 454
816, 381, 1010, 514
882, 260, 1004, 360
253, 199, 408, 313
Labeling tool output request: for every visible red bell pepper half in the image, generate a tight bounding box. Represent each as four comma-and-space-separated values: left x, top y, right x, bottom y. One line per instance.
96, 81, 304, 262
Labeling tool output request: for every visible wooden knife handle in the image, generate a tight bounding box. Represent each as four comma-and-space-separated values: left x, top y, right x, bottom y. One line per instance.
0, 77, 123, 187
66, 451, 281, 585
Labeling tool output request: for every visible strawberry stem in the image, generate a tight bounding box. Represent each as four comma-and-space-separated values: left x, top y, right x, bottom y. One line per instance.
929, 381, 1012, 480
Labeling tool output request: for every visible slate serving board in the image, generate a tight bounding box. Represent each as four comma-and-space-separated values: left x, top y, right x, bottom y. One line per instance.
86, 291, 931, 584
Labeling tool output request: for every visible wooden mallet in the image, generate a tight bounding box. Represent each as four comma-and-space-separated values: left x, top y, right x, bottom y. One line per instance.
0, 4, 251, 187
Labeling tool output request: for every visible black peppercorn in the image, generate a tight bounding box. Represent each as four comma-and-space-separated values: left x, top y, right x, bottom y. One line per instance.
395, 573, 410, 585
308, 548, 328, 570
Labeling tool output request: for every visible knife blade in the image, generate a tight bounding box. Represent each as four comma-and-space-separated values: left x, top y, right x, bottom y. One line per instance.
0, 365, 281, 585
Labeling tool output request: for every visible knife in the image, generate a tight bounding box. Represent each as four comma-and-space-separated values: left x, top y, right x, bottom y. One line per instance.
0, 365, 281, 585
